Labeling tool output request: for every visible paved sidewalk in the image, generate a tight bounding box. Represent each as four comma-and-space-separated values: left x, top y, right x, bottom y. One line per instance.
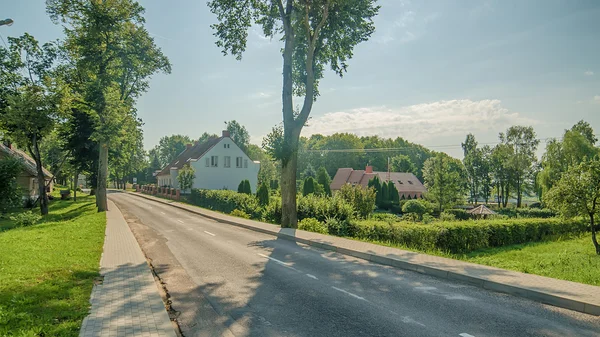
127, 191, 600, 316
80, 200, 177, 337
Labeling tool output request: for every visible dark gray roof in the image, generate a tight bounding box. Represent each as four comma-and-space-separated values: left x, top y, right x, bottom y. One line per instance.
0, 143, 52, 178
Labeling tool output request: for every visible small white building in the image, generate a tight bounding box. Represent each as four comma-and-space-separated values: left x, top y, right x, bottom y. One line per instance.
156, 131, 260, 192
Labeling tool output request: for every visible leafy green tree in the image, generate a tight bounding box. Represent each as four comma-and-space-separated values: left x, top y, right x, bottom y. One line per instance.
387, 181, 400, 205
491, 143, 512, 207
478, 145, 493, 204
48, 0, 172, 211
177, 164, 195, 194
0, 33, 64, 215
462, 133, 480, 204
368, 175, 383, 207
257, 183, 270, 206
570, 120, 597, 145
380, 181, 389, 209
390, 155, 416, 174
302, 163, 316, 179
153, 134, 193, 167
0, 157, 23, 213
303, 177, 316, 196
61, 108, 98, 192
247, 144, 278, 186
238, 180, 245, 194
423, 154, 466, 212
544, 158, 600, 255
401, 200, 427, 217
244, 179, 252, 195
316, 166, 332, 196
499, 126, 540, 207
337, 184, 376, 219
225, 120, 250, 151
197, 132, 219, 145
209, 0, 380, 228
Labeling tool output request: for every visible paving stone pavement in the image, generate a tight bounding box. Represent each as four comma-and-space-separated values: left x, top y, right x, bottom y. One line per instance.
80, 200, 177, 337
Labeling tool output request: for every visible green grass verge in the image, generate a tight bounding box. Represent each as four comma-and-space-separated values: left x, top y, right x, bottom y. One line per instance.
0, 195, 105, 336
457, 235, 600, 286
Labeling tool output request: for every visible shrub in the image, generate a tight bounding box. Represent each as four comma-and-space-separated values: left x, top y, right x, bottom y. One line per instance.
237, 180, 252, 194
439, 211, 456, 221
303, 177, 316, 196
189, 189, 260, 218
298, 218, 328, 234
371, 212, 400, 222
422, 214, 435, 224
444, 209, 470, 220
10, 211, 42, 227
230, 209, 251, 219
402, 200, 427, 216
326, 217, 352, 237
0, 157, 23, 212
337, 184, 376, 219
263, 197, 282, 224
349, 217, 589, 254
496, 208, 556, 219
401, 212, 420, 222
256, 183, 270, 206
297, 194, 354, 223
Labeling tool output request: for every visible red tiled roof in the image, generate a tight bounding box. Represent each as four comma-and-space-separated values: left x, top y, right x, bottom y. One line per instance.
330, 168, 427, 196
156, 137, 221, 177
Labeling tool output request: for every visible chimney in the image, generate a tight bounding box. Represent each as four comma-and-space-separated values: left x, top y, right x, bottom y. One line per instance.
365, 165, 373, 174
186, 143, 192, 149
222, 130, 230, 138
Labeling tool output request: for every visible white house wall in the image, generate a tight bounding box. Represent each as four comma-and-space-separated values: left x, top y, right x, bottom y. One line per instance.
190, 138, 260, 192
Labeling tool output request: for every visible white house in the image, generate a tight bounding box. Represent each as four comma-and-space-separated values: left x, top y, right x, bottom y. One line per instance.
156, 131, 260, 192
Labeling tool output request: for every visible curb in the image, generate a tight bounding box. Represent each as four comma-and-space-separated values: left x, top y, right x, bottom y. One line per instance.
122, 191, 600, 316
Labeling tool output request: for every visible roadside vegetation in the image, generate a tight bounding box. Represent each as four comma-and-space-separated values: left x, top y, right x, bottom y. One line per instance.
0, 195, 105, 336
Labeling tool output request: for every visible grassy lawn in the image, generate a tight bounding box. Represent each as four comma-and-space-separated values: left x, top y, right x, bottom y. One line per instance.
0, 195, 105, 336
457, 235, 600, 286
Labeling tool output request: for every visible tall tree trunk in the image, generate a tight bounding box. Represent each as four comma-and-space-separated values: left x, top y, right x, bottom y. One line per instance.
281, 151, 298, 227
31, 139, 48, 216
591, 214, 599, 255
73, 171, 77, 202
97, 142, 108, 212
497, 182, 501, 207
516, 179, 522, 208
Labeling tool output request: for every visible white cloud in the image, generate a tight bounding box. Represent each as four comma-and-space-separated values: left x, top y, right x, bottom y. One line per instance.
585, 70, 595, 76
249, 91, 273, 99
302, 99, 538, 142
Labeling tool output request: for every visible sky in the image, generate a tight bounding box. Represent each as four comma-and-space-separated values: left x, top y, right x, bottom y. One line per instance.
3, 0, 599, 158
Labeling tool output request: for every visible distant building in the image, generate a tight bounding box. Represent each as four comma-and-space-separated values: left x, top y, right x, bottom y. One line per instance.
156, 130, 260, 192
330, 165, 427, 199
0, 142, 53, 198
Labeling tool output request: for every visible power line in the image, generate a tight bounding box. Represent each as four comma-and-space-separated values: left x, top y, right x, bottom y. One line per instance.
302, 134, 600, 154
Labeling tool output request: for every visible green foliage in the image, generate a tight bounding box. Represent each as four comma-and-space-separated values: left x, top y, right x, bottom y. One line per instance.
297, 194, 355, 223
380, 181, 389, 208
0, 157, 23, 212
390, 155, 416, 174
302, 177, 316, 196
226, 120, 249, 151
189, 189, 260, 218
439, 211, 456, 221
230, 209, 250, 219
496, 208, 556, 219
444, 209, 470, 220
302, 163, 316, 179
401, 200, 427, 216
368, 175, 383, 206
298, 218, 328, 234
387, 181, 400, 205
337, 184, 377, 219
370, 212, 400, 223
325, 217, 352, 237
544, 158, 600, 254
263, 197, 282, 224
152, 135, 192, 167
256, 183, 270, 207
177, 164, 195, 193
316, 166, 332, 196
423, 154, 466, 212
350, 218, 589, 254
237, 179, 251, 194
10, 211, 42, 227
422, 214, 435, 224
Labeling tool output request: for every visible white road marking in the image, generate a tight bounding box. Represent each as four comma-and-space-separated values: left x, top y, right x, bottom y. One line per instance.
257, 253, 300, 271
331, 286, 366, 301
204, 231, 216, 236
306, 274, 318, 280
459, 333, 475, 337
160, 211, 166, 215
400, 316, 426, 327
177, 220, 184, 224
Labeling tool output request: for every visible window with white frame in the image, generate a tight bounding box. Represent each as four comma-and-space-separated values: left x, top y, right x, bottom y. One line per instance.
205, 157, 210, 167
244, 159, 248, 168
224, 156, 231, 168
211, 156, 218, 167
236, 157, 243, 168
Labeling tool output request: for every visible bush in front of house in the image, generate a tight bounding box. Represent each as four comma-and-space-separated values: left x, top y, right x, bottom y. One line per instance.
297, 194, 355, 223
298, 217, 328, 234
348, 217, 589, 254
401, 200, 428, 217
256, 183, 270, 206
189, 188, 260, 218
0, 157, 23, 213
496, 207, 556, 219
230, 209, 251, 219
336, 184, 376, 219
444, 208, 470, 220
10, 211, 42, 227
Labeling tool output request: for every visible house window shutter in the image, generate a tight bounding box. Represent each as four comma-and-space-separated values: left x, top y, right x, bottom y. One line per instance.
244, 159, 248, 168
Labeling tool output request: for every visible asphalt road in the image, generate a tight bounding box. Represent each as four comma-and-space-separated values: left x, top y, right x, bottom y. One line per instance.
109, 192, 600, 337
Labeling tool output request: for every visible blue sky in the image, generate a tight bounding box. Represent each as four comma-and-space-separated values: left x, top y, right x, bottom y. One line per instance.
3, 0, 599, 158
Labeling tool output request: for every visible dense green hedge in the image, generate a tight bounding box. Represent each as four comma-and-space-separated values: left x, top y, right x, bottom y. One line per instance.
189, 189, 261, 218
348, 218, 588, 253
444, 209, 470, 220
496, 208, 556, 219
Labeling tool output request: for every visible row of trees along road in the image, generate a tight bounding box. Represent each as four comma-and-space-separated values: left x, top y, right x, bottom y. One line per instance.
0, 0, 171, 215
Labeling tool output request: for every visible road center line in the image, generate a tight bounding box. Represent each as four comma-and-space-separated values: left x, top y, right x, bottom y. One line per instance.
459, 333, 475, 337
257, 253, 300, 271
331, 286, 366, 301
204, 231, 216, 236
306, 274, 318, 280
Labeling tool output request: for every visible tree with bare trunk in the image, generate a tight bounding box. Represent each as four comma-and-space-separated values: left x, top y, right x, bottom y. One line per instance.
208, 0, 380, 227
